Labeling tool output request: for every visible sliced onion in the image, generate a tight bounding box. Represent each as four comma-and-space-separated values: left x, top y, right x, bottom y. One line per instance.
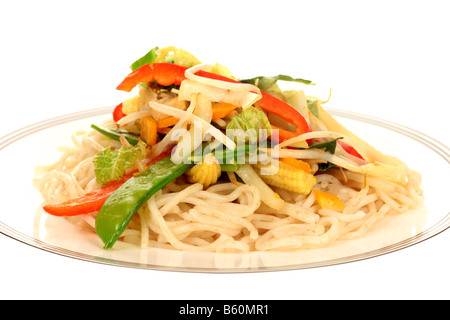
236, 164, 285, 210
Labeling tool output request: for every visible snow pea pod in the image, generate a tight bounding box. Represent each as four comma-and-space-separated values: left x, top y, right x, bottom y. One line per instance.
91, 124, 140, 145
95, 155, 193, 249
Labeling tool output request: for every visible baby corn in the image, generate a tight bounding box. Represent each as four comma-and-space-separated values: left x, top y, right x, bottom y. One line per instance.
254, 160, 316, 195
186, 153, 221, 188
122, 95, 144, 115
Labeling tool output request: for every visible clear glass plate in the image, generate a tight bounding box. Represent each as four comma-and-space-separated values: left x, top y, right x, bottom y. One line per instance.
0, 106, 448, 272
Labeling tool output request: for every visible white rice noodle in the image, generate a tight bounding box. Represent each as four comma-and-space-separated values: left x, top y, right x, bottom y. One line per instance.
185, 64, 261, 94
181, 64, 262, 109
278, 130, 369, 162
151, 97, 197, 158
171, 94, 213, 163
178, 80, 261, 109
116, 110, 152, 126
36, 124, 424, 252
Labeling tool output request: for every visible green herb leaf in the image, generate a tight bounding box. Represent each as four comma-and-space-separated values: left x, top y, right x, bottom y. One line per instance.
94, 141, 147, 185
308, 137, 343, 171
240, 74, 315, 92
309, 137, 343, 154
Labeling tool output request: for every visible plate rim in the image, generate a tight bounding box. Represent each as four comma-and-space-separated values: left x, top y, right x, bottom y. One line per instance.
0, 106, 449, 273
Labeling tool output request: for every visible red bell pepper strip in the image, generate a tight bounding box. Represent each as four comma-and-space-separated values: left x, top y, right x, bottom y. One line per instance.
113, 102, 126, 122
338, 140, 365, 160
116, 63, 311, 141
193, 71, 311, 141
116, 63, 187, 92
192, 70, 311, 141
43, 147, 173, 216
256, 92, 311, 141
42, 173, 133, 216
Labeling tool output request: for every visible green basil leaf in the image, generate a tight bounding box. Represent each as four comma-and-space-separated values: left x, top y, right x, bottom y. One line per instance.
309, 137, 343, 154
308, 137, 343, 171
240, 74, 315, 92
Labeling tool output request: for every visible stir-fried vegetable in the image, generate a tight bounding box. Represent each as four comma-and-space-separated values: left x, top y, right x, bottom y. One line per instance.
312, 102, 406, 183
313, 189, 345, 211
43, 173, 134, 217
178, 79, 260, 109
256, 92, 311, 142
240, 74, 315, 91
122, 95, 145, 115
226, 106, 272, 142
115, 61, 311, 142
157, 116, 178, 129
186, 153, 221, 188
211, 102, 238, 121
140, 116, 158, 146
93, 140, 147, 185
236, 164, 285, 210
155, 46, 202, 67
113, 103, 126, 122
41, 46, 415, 250
117, 63, 188, 91
280, 157, 311, 173
130, 46, 159, 71
254, 160, 316, 195
307, 137, 342, 171
43, 148, 173, 216
95, 150, 195, 249
91, 124, 140, 145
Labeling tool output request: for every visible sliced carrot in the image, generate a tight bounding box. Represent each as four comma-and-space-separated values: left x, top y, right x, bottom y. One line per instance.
157, 116, 179, 128
157, 127, 171, 134
280, 157, 311, 173
211, 102, 238, 121
313, 189, 345, 211
141, 116, 158, 145
116, 63, 311, 143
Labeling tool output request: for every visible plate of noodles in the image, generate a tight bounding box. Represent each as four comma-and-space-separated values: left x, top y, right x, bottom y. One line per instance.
1, 46, 449, 272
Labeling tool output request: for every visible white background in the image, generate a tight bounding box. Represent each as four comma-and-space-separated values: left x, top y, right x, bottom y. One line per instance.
1, 0, 449, 300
